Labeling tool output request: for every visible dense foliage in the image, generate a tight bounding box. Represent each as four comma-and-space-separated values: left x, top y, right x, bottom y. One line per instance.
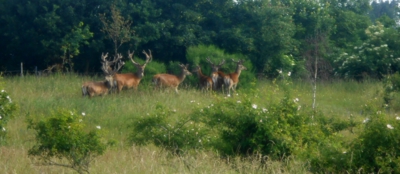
28, 109, 109, 174
0, 78, 17, 144
1, 0, 399, 80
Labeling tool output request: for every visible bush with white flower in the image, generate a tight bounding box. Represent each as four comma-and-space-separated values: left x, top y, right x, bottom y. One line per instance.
347, 103, 400, 173
334, 22, 400, 79
27, 109, 109, 174
0, 80, 17, 144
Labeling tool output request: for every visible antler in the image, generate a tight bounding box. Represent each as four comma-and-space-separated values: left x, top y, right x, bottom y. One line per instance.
101, 52, 111, 75
142, 49, 152, 66
206, 57, 214, 65
101, 53, 125, 75
128, 50, 139, 65
218, 59, 226, 66
231, 58, 244, 64
112, 53, 124, 73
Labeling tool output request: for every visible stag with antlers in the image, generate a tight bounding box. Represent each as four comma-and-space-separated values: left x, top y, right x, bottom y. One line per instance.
206, 57, 226, 92
223, 59, 247, 95
113, 50, 152, 93
82, 53, 124, 98
193, 65, 213, 92
152, 63, 192, 94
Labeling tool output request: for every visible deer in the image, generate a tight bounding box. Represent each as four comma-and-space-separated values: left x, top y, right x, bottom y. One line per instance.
152, 63, 192, 94
206, 57, 226, 92
223, 59, 247, 96
82, 53, 124, 98
193, 65, 213, 92
113, 50, 152, 93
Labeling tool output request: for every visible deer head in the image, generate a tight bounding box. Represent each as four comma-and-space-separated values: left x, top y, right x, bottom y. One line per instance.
206, 57, 225, 73
128, 50, 152, 78
231, 58, 247, 71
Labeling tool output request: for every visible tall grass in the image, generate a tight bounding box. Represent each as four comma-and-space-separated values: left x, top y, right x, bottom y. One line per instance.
0, 74, 388, 173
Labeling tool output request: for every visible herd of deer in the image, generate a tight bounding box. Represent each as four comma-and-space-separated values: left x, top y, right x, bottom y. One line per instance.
81, 50, 247, 98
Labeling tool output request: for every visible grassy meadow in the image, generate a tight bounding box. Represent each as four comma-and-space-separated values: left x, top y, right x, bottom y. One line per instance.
0, 73, 396, 174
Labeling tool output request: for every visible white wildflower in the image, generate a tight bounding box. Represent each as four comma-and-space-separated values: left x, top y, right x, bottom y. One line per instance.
343, 151, 347, 154
200, 109, 203, 112
363, 118, 370, 123
227, 94, 231, 97
237, 100, 241, 103
278, 69, 282, 74
79, 119, 82, 122
262, 108, 268, 113
294, 98, 299, 102
173, 109, 176, 112
396, 117, 400, 120
288, 72, 291, 76
199, 139, 202, 143
252, 104, 257, 109
210, 104, 214, 107
387, 124, 394, 129
1, 90, 4, 93
190, 100, 195, 103
236, 93, 239, 96
259, 119, 262, 123
0, 115, 2, 119
6, 96, 11, 103
68, 126, 71, 129
2, 127, 5, 132
81, 112, 86, 116
96, 126, 101, 129
70, 111, 74, 115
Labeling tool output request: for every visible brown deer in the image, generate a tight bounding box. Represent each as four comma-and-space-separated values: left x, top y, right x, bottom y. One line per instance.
82, 53, 124, 98
152, 63, 192, 93
223, 59, 247, 95
193, 65, 213, 92
206, 57, 226, 92
114, 50, 152, 93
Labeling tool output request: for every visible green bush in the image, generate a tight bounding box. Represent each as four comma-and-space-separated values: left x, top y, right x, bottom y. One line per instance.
191, 94, 320, 159
0, 78, 17, 144
349, 104, 400, 173
129, 104, 204, 154
28, 109, 109, 174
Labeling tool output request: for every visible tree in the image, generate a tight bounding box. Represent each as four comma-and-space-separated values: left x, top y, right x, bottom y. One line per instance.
333, 22, 400, 79
99, 3, 134, 57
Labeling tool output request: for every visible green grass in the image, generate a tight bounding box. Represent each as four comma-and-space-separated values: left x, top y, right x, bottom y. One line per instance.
0, 74, 393, 173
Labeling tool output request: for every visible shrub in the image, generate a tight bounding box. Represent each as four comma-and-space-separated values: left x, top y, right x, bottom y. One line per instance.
191, 94, 319, 159
28, 109, 109, 174
349, 104, 400, 173
0, 78, 17, 144
129, 104, 204, 154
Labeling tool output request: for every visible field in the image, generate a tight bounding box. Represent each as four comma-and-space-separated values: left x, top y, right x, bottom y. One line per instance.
0, 74, 395, 173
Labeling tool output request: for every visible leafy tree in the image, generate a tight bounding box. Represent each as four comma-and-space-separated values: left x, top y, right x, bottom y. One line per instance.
28, 109, 108, 174
0, 0, 96, 71
99, 3, 134, 57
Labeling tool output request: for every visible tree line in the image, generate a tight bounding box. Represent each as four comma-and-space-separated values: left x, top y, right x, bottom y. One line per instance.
0, 0, 399, 80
